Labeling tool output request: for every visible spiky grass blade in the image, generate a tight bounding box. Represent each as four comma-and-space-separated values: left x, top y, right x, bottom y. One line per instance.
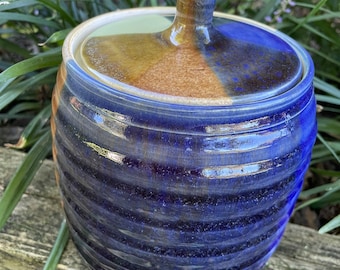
5, 102, 42, 116
288, 17, 339, 45
0, 130, 52, 229
5, 105, 51, 149
317, 133, 340, 163
0, 68, 58, 111
43, 219, 70, 270
288, 0, 328, 35
0, 78, 15, 95
311, 142, 340, 164
0, 0, 39, 11
314, 77, 340, 98
315, 94, 340, 106
0, 48, 62, 85
0, 12, 59, 28
295, 183, 340, 212
0, 38, 31, 58
317, 117, 340, 139
39, 29, 72, 46
304, 45, 340, 69
299, 179, 340, 200
37, 0, 77, 27
253, 0, 279, 22
319, 214, 340, 234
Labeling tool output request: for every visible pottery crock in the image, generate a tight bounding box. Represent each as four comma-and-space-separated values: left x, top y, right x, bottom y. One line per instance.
51, 5, 317, 270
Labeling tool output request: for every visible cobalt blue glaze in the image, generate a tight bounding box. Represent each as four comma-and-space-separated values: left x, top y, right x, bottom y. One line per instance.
51, 7, 317, 270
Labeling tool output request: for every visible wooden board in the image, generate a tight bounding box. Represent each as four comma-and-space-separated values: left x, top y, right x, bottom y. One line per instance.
0, 146, 339, 269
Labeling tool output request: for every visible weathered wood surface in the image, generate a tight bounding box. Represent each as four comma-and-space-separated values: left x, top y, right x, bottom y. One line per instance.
0, 146, 339, 270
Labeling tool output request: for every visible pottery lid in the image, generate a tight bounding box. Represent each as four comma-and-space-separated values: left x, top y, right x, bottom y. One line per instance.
80, 3, 302, 105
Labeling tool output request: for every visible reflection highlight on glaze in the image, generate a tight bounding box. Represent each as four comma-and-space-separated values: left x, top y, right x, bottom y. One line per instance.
84, 141, 125, 165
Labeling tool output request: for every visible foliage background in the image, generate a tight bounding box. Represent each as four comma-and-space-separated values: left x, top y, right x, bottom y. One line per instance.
0, 0, 339, 268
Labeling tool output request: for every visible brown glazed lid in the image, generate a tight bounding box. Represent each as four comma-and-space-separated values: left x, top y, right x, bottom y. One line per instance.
82, 0, 302, 102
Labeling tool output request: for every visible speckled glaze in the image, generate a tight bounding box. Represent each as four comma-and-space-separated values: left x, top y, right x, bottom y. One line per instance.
81, 1, 301, 100
51, 6, 317, 270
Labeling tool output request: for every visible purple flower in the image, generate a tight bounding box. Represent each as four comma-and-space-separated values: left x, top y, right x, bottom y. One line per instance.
265, 16, 272, 22
276, 16, 283, 23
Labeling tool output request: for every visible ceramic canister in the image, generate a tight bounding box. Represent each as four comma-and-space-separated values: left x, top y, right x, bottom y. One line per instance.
51, 5, 317, 270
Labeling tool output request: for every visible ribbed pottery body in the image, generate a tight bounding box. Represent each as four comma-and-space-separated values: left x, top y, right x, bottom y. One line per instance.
51, 8, 317, 270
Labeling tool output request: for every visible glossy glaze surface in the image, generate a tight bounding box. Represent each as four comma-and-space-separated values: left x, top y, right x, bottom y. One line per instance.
82, 1, 301, 99
51, 6, 317, 270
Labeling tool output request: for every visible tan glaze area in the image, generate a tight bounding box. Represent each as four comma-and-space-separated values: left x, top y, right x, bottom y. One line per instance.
82, 0, 228, 99
84, 35, 227, 98
51, 62, 66, 186
51, 62, 66, 142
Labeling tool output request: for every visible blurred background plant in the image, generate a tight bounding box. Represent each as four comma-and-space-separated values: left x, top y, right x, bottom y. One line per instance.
0, 0, 339, 268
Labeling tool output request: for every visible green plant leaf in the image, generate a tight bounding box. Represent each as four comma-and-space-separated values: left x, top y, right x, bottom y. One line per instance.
43, 219, 70, 270
299, 179, 340, 200
0, 78, 15, 95
288, 17, 339, 45
316, 94, 340, 106
304, 45, 340, 68
0, 79, 24, 110
150, 0, 159, 6
0, 130, 52, 230
311, 142, 340, 164
0, 113, 33, 120
0, 68, 57, 110
321, 106, 340, 114
252, 0, 279, 22
37, 0, 77, 26
317, 117, 340, 138
311, 190, 340, 209
5, 104, 51, 149
0, 38, 31, 58
295, 183, 340, 212
316, 133, 340, 163
314, 77, 340, 98
319, 214, 340, 234
316, 71, 340, 85
310, 168, 340, 178
304, 12, 340, 23
0, 60, 12, 71
0, 47, 62, 85
288, 0, 328, 35
0, 12, 59, 28
38, 29, 72, 46
294, 2, 334, 13
6, 102, 42, 116
0, 0, 38, 11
